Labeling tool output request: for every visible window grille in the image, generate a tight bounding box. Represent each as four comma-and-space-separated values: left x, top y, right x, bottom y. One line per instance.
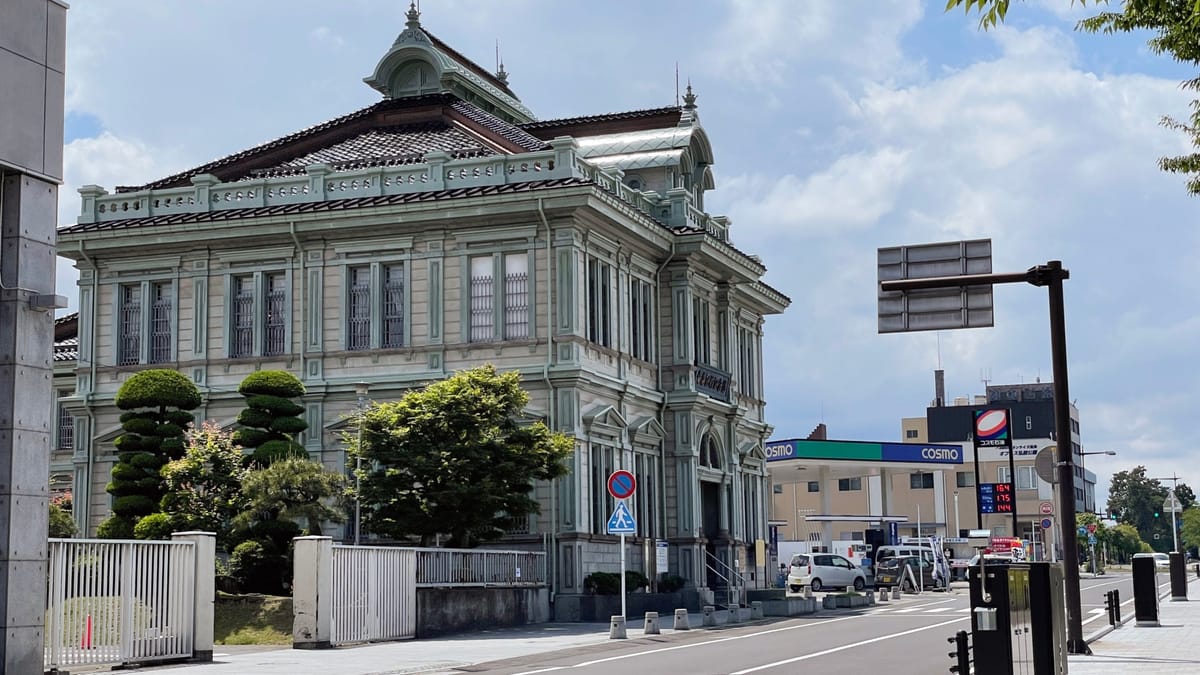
57, 402, 73, 451
470, 257, 494, 342
118, 285, 141, 366
587, 259, 611, 347
383, 264, 405, 348
149, 282, 172, 363
347, 267, 371, 350
504, 269, 528, 339
264, 274, 287, 356
231, 276, 254, 358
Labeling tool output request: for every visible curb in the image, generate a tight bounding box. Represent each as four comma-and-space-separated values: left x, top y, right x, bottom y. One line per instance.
1084, 575, 1200, 645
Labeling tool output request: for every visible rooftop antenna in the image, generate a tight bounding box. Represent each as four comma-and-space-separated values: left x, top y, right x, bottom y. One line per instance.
980, 368, 991, 389
675, 62, 680, 106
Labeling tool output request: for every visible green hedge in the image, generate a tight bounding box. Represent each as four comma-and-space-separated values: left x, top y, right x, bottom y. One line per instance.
116, 369, 201, 411
245, 395, 305, 417
239, 371, 306, 399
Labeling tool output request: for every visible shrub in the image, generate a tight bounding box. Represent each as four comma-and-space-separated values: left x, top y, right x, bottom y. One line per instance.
115, 369, 202, 411
658, 574, 686, 593
245, 395, 305, 417
625, 570, 649, 591
237, 408, 275, 429
239, 371, 306, 398
49, 502, 77, 538
229, 539, 289, 595
97, 515, 135, 539
584, 572, 621, 595
133, 512, 176, 540
113, 494, 157, 516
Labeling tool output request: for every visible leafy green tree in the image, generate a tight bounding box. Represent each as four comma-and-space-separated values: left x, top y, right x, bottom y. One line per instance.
1107, 523, 1145, 563
158, 422, 250, 549
946, 0, 1200, 194
234, 371, 308, 465
1180, 506, 1200, 551
99, 369, 201, 538
228, 456, 345, 594
49, 493, 77, 538
234, 456, 345, 537
354, 365, 574, 547
1107, 466, 1174, 551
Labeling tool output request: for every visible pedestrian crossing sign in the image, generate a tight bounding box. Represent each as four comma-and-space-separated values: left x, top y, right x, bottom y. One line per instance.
607, 501, 637, 535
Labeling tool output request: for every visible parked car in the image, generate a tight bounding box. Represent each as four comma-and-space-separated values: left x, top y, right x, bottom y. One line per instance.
787, 552, 867, 592
1154, 552, 1171, 570
873, 544, 936, 569
874, 555, 936, 591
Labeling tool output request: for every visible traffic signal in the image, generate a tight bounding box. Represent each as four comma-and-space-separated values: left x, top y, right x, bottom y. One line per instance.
1154, 510, 1161, 518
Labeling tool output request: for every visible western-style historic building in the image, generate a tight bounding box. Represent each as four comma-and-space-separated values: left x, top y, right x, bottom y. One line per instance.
56, 6, 789, 607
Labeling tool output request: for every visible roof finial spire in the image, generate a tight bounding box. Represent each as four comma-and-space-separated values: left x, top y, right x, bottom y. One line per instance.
406, 1, 421, 29
683, 80, 697, 110
496, 39, 509, 85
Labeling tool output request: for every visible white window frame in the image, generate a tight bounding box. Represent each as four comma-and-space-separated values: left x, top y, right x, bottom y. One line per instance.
997, 466, 1012, 484
628, 276, 654, 362
692, 297, 710, 365
587, 257, 612, 347
1016, 465, 1038, 490
344, 262, 407, 351
116, 279, 175, 366
227, 270, 290, 359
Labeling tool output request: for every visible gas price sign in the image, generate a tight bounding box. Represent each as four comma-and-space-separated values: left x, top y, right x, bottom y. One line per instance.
978, 482, 1015, 514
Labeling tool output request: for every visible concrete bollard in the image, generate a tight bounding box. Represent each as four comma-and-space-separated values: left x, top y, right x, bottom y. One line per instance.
727, 603, 741, 623
892, 586, 901, 600
878, 587, 889, 603
702, 605, 716, 627
609, 615, 627, 639
674, 608, 690, 630
644, 612, 660, 635
751, 601, 764, 619
803, 585, 813, 599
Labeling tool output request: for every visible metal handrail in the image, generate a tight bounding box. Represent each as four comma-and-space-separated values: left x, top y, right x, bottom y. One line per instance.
704, 551, 745, 607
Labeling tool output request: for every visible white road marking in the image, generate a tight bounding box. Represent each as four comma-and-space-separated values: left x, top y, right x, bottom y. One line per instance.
924, 608, 953, 613
729, 617, 969, 674
512, 615, 863, 675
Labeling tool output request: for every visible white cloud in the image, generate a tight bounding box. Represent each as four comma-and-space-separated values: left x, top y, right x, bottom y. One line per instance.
60, 132, 175, 227
310, 26, 345, 48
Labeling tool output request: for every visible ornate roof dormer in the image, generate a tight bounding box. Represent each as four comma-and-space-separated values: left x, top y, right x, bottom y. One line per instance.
363, 3, 535, 124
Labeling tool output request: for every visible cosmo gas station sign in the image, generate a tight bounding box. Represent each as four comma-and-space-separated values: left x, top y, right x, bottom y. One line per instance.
765, 439, 964, 465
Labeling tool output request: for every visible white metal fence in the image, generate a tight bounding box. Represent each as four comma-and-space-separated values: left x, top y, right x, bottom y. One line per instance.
322, 545, 546, 646
416, 548, 546, 587
330, 545, 417, 645
46, 538, 196, 669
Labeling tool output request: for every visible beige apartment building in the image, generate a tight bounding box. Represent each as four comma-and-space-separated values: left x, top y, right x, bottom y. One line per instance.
769, 382, 1098, 559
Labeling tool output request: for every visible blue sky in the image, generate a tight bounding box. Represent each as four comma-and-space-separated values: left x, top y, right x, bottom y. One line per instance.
57, 1, 1200, 505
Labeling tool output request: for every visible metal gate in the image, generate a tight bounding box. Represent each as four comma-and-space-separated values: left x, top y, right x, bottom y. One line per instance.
45, 538, 196, 669
330, 545, 417, 645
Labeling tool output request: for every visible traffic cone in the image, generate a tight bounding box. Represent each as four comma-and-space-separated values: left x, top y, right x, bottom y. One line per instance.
80, 614, 92, 649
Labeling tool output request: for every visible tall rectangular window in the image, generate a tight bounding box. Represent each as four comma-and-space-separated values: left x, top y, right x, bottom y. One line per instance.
149, 281, 173, 363
382, 263, 405, 348
231, 275, 255, 358
587, 258, 612, 347
1017, 465, 1037, 490
264, 273, 287, 356
470, 256, 494, 342
118, 284, 142, 366
692, 297, 710, 364
997, 466, 1012, 484
590, 444, 614, 534
956, 471, 976, 488
347, 266, 371, 350
738, 327, 757, 397
56, 395, 74, 451
629, 278, 654, 361
503, 253, 528, 339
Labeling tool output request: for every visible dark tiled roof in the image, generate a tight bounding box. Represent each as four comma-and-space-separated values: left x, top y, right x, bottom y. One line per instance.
449, 100, 544, 152
251, 123, 496, 174
60, 178, 593, 235
124, 94, 546, 193
55, 337, 78, 362
520, 106, 682, 134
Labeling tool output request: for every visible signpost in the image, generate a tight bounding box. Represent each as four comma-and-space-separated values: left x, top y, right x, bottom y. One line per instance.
1041, 518, 1053, 530
1164, 489, 1182, 552
606, 471, 637, 620
1040, 502, 1054, 516
878, 250, 1089, 654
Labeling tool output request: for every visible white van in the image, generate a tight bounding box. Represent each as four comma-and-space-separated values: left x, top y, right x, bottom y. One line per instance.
872, 544, 936, 568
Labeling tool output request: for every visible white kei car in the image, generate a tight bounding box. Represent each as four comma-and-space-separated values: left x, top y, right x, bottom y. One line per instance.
787, 552, 867, 592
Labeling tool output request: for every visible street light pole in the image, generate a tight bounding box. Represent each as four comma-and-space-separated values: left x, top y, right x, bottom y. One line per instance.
953, 490, 960, 537
354, 382, 369, 546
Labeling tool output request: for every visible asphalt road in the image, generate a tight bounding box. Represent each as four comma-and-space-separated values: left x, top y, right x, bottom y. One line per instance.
453, 572, 1158, 675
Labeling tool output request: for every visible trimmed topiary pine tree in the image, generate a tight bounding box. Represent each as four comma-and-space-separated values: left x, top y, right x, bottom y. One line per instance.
234, 370, 308, 465
98, 369, 201, 538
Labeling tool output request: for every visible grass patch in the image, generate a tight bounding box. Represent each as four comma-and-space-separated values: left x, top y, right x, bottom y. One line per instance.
214, 592, 292, 645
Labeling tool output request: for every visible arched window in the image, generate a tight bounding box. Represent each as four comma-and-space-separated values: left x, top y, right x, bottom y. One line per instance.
700, 433, 721, 469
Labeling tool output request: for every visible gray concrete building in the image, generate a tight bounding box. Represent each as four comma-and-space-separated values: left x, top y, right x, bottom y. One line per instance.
55, 8, 789, 608
0, 0, 68, 670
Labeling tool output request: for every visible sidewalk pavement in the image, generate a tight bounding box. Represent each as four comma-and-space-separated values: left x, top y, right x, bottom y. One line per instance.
1069, 578, 1200, 674
89, 618, 632, 675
